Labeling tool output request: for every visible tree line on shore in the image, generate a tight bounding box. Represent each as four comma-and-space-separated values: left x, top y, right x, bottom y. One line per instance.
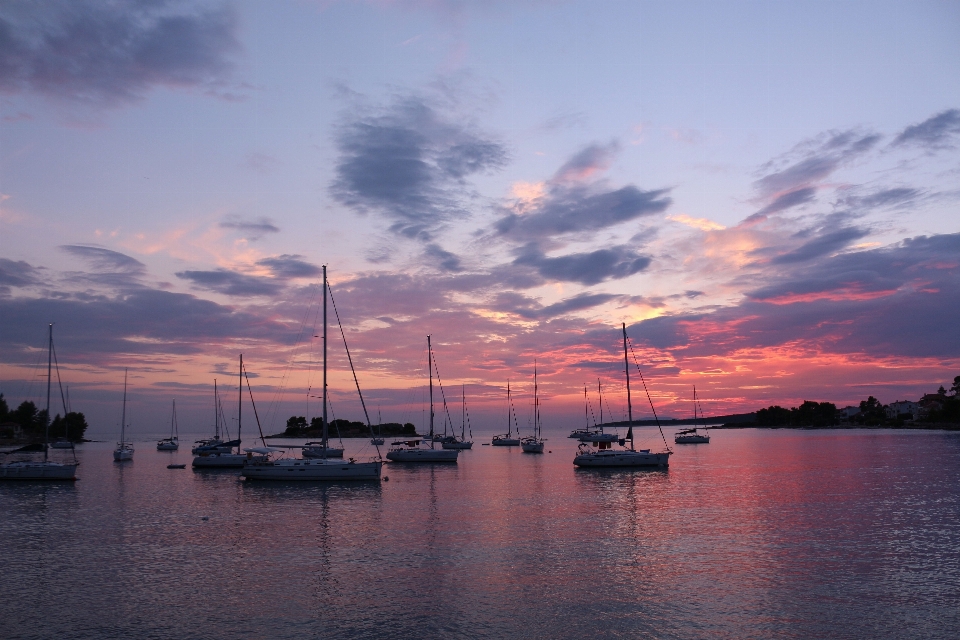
282, 415, 417, 438
754, 376, 960, 427
0, 393, 89, 441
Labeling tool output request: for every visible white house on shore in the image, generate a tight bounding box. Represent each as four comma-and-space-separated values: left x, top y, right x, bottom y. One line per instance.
886, 400, 919, 420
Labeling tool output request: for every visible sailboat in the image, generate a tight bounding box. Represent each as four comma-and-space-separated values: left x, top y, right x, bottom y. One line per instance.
442, 385, 473, 449
192, 355, 266, 468
113, 369, 134, 462
0, 324, 79, 480
386, 335, 459, 462
492, 381, 521, 446
242, 265, 382, 480
192, 380, 234, 454
573, 323, 671, 468
521, 364, 545, 453
157, 400, 180, 450
675, 386, 710, 444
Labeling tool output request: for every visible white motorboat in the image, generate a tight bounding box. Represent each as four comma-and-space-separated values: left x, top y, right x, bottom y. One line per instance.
245, 266, 383, 480
113, 369, 135, 462
0, 326, 79, 481
386, 336, 458, 464
492, 380, 521, 446
521, 364, 545, 454
157, 399, 180, 450
574, 323, 671, 469
674, 386, 710, 444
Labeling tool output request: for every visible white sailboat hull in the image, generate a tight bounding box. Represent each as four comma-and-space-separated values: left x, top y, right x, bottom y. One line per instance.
491, 437, 521, 446
573, 450, 670, 468
386, 448, 459, 462
156, 440, 179, 451
0, 461, 78, 480
521, 440, 544, 453
242, 458, 381, 481
674, 434, 709, 444
192, 453, 265, 468
113, 446, 134, 461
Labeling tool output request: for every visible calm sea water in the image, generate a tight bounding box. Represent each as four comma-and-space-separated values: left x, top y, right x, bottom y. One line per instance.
2, 428, 959, 639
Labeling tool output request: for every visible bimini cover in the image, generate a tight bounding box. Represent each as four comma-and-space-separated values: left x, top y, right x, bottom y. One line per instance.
244, 447, 280, 454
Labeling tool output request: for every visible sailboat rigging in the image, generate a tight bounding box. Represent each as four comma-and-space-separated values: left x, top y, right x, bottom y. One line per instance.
521, 363, 545, 453
113, 369, 134, 462
675, 386, 710, 444
386, 335, 459, 462
492, 380, 522, 446
1, 324, 79, 480
573, 323, 671, 468
157, 400, 180, 450
242, 265, 383, 480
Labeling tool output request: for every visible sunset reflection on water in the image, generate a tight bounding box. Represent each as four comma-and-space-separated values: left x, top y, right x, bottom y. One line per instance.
1, 428, 958, 639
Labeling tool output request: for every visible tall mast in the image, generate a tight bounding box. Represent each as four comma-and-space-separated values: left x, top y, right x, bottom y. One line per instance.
584, 384, 588, 429
534, 362, 539, 439
120, 368, 127, 446
462, 384, 465, 440
45, 324, 52, 459
322, 265, 328, 456
238, 354, 242, 450
214, 379, 219, 439
428, 335, 434, 448
623, 322, 633, 451
507, 381, 511, 437
598, 379, 603, 425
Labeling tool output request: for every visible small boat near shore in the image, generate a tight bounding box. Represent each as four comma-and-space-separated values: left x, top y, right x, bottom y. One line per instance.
675, 386, 710, 444
113, 369, 134, 462
1, 325, 79, 480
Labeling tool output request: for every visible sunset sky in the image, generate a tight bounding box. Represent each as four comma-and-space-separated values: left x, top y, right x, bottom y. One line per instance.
1, 0, 959, 437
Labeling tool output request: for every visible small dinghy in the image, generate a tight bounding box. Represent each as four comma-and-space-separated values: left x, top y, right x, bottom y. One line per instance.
167, 464, 186, 469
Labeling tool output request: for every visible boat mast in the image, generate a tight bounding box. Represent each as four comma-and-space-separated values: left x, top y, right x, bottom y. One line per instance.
598, 379, 603, 426
534, 362, 539, 440
238, 354, 242, 452
461, 384, 466, 441
322, 265, 328, 457
214, 379, 219, 439
507, 381, 511, 437
623, 322, 633, 451
428, 335, 434, 449
120, 368, 127, 447
45, 323, 52, 461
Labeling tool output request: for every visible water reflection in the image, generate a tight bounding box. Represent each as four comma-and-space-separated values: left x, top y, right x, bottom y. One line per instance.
1, 432, 958, 639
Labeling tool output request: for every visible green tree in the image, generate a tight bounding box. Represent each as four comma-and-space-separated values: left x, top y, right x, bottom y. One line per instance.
50, 412, 89, 441
0, 393, 9, 421
755, 406, 791, 426
285, 415, 307, 435
858, 396, 886, 426
951, 376, 960, 396
12, 401, 41, 431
